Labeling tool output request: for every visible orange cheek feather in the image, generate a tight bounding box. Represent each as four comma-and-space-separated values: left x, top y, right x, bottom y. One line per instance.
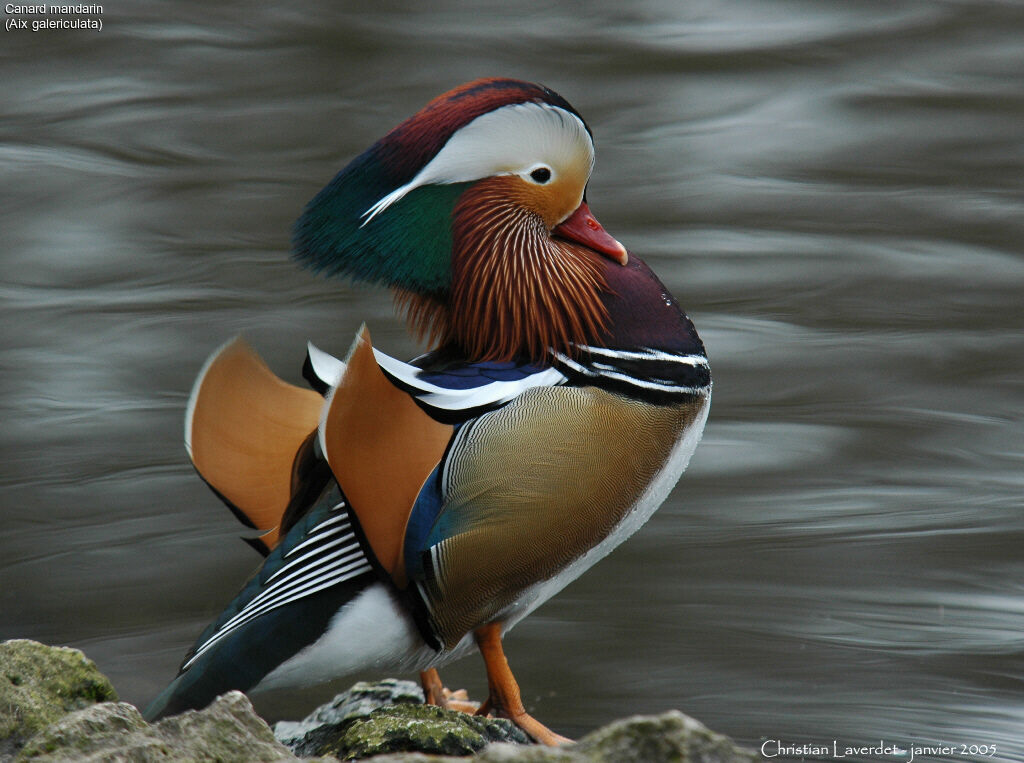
493, 173, 583, 229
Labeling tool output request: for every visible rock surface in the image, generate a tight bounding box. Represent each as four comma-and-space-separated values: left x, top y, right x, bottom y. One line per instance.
2, 639, 758, 762
275, 679, 529, 758
12, 692, 297, 762
275, 682, 756, 762
317, 703, 533, 760
570, 710, 759, 763
15, 702, 148, 761
0, 640, 118, 759
274, 678, 429, 752
310, 707, 758, 762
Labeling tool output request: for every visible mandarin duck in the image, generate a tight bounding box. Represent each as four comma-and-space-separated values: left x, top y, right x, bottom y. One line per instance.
144, 78, 711, 744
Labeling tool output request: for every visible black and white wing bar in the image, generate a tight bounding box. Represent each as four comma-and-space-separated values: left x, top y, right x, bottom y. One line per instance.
308, 340, 708, 405
304, 342, 567, 415
552, 344, 711, 400
373, 348, 567, 413
181, 501, 371, 671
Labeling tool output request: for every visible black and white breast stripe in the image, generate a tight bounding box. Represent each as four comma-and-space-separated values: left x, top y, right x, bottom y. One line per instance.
373, 349, 567, 414
181, 503, 371, 671
552, 345, 711, 401
305, 339, 707, 415
304, 341, 568, 417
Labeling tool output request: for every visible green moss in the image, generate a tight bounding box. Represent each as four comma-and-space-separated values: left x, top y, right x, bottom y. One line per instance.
315, 703, 529, 760
0, 640, 117, 754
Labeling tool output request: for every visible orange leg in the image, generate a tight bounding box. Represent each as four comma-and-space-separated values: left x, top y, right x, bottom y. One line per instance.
473, 622, 572, 746
420, 668, 445, 706
419, 668, 478, 713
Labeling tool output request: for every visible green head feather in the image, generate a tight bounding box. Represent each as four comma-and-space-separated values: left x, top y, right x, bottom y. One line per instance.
293, 148, 471, 295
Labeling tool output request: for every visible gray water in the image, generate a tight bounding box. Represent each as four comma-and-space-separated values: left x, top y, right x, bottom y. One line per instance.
2, 2, 1022, 760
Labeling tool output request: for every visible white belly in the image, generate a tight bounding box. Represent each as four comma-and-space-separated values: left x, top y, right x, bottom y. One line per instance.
256, 584, 426, 691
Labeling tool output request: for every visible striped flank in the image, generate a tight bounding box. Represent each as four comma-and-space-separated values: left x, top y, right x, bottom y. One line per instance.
181, 502, 371, 670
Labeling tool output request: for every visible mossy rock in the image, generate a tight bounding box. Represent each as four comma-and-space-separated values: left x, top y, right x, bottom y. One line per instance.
0, 638, 756, 763
275, 678, 427, 752
367, 711, 759, 762
571, 710, 758, 763
312, 702, 530, 760
15, 702, 148, 761
146, 691, 296, 762
16, 692, 298, 762
0, 640, 117, 757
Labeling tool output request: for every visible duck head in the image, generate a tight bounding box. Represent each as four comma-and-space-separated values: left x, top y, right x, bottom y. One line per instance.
293, 78, 628, 362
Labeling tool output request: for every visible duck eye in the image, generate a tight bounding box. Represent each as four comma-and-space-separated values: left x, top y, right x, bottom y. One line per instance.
529, 167, 552, 184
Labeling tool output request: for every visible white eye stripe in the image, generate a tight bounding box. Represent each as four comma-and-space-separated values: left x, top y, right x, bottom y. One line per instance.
361, 102, 593, 226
